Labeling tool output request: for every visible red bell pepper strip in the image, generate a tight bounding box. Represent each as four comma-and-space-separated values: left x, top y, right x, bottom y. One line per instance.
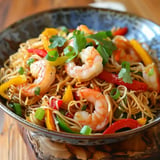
27, 48, 47, 57
113, 27, 128, 36
103, 119, 141, 134
98, 70, 148, 91
50, 98, 63, 110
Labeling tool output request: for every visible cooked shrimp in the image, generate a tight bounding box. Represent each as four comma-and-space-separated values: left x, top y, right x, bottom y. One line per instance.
21, 59, 56, 96
113, 36, 141, 63
77, 24, 94, 35
74, 88, 109, 131
65, 46, 103, 82
142, 63, 160, 91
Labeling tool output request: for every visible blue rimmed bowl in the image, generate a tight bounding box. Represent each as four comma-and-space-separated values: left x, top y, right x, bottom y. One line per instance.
0, 7, 160, 150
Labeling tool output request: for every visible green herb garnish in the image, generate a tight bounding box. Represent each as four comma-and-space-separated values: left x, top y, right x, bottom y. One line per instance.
49, 35, 66, 49
87, 31, 117, 65
27, 58, 35, 66
118, 61, 132, 83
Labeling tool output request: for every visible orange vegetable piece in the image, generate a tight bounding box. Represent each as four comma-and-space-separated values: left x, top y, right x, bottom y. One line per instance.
45, 109, 56, 131
62, 85, 74, 105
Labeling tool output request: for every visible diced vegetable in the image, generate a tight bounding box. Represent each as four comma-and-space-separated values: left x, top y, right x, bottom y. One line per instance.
45, 50, 59, 61
27, 58, 35, 66
34, 87, 40, 95
80, 125, 92, 135
18, 67, 24, 75
35, 108, 45, 120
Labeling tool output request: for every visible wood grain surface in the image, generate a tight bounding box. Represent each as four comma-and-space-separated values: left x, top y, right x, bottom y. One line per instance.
0, 0, 160, 160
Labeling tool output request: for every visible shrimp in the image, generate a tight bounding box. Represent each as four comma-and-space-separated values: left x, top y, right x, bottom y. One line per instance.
74, 88, 109, 131
65, 46, 103, 82
77, 24, 94, 35
113, 36, 141, 63
21, 59, 56, 96
142, 63, 160, 91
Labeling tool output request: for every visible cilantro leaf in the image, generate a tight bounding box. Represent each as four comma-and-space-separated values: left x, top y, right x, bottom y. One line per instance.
72, 30, 87, 54
49, 35, 66, 48
97, 44, 109, 65
118, 61, 132, 83
87, 31, 116, 65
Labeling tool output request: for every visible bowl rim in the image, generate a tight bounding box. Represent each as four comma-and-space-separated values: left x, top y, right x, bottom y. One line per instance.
0, 6, 160, 141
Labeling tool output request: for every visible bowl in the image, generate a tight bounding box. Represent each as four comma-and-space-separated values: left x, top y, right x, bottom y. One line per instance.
0, 7, 160, 159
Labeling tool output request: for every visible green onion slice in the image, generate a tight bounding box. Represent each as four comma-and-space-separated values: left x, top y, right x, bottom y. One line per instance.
13, 103, 22, 116
45, 50, 59, 61
27, 58, 35, 66
110, 88, 120, 100
34, 87, 40, 95
18, 67, 24, 75
35, 108, 45, 120
80, 125, 92, 135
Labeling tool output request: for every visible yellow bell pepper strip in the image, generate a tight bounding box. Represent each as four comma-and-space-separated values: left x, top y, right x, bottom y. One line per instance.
48, 56, 68, 66
41, 28, 58, 52
62, 85, 74, 105
103, 119, 141, 134
130, 39, 154, 65
45, 109, 56, 131
0, 75, 26, 99
130, 39, 160, 91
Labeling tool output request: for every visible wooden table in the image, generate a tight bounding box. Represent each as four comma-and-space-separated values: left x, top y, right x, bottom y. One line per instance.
0, 0, 160, 160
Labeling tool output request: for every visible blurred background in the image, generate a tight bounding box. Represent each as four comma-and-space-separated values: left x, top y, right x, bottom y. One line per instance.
0, 0, 160, 31
0, 0, 160, 160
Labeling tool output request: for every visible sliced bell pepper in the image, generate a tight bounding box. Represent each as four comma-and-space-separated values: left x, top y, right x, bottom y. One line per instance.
103, 119, 141, 134
130, 39, 153, 65
48, 56, 68, 66
130, 39, 160, 91
41, 28, 58, 52
113, 27, 128, 36
62, 85, 74, 105
27, 48, 47, 57
98, 70, 148, 91
45, 109, 56, 131
56, 115, 75, 133
50, 98, 63, 110
0, 75, 26, 99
